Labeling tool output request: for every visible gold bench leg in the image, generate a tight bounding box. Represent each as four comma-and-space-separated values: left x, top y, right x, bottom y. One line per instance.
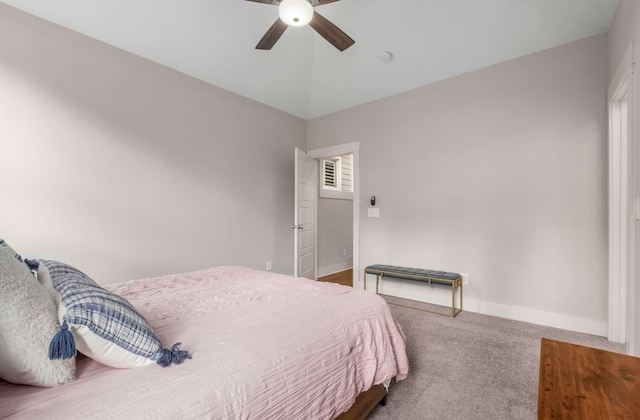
460, 281, 463, 313
451, 282, 455, 317
450, 278, 463, 317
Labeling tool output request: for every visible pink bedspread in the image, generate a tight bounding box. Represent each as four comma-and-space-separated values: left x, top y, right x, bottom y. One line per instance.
0, 266, 409, 419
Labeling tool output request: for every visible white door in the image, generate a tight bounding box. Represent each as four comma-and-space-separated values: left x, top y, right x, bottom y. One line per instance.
294, 148, 316, 279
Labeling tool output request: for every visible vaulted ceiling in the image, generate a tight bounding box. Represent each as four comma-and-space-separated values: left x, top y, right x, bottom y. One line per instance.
1, 0, 619, 119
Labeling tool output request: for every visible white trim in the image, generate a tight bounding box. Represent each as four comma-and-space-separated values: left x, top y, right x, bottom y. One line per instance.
319, 189, 353, 200
464, 299, 608, 337
380, 283, 607, 337
308, 142, 361, 289
309, 142, 360, 158
608, 45, 634, 345
318, 262, 353, 278
629, 58, 637, 356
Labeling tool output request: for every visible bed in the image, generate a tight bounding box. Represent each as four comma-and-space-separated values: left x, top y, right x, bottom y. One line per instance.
0, 265, 409, 419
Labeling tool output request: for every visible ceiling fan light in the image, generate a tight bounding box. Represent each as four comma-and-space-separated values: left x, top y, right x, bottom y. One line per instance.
279, 0, 313, 27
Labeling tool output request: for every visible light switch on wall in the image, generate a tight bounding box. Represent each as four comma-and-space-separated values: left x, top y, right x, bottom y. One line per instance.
368, 208, 380, 218
634, 197, 640, 221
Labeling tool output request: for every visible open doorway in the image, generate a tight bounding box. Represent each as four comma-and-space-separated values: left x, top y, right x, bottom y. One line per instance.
308, 142, 360, 289
317, 153, 354, 285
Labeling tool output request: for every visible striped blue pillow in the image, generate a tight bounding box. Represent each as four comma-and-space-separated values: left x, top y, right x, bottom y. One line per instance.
34, 259, 190, 368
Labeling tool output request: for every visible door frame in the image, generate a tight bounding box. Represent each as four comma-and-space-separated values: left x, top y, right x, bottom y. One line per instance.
308, 142, 361, 288
608, 44, 635, 346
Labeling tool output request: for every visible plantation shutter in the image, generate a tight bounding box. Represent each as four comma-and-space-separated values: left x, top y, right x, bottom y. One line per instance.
320, 154, 353, 198
340, 154, 352, 193
323, 158, 337, 189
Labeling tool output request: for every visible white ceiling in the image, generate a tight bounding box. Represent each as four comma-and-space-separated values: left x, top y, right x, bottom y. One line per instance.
1, 0, 619, 119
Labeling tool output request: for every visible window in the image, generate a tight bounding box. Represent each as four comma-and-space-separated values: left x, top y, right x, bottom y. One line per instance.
320, 154, 353, 200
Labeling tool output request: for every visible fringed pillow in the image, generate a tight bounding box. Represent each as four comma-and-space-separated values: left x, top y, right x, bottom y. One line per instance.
0, 239, 26, 263
28, 259, 191, 369
0, 244, 76, 387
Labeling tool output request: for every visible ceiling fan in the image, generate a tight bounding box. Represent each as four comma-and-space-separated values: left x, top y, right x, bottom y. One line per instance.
246, 0, 355, 51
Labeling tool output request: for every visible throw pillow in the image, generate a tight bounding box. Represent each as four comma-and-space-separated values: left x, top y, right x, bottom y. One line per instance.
33, 259, 191, 369
0, 249, 76, 387
0, 238, 25, 262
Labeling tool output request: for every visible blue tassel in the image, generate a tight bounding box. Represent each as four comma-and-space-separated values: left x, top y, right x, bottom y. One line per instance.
49, 321, 77, 360
156, 342, 192, 367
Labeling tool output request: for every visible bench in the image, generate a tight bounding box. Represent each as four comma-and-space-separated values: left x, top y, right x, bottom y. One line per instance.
364, 264, 463, 317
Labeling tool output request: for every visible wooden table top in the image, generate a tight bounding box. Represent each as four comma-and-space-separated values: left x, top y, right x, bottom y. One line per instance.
538, 338, 640, 419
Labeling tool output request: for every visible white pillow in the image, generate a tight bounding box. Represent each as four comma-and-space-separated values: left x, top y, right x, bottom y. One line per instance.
0, 248, 75, 387
36, 260, 190, 369
0, 239, 24, 262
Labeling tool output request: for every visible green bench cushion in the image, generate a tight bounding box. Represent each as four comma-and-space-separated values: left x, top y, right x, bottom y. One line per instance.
365, 264, 460, 285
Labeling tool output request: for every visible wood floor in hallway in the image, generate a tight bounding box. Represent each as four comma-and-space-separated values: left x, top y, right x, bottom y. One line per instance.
318, 269, 353, 287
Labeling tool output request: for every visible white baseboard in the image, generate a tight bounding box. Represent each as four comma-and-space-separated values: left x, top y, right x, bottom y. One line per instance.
319, 261, 353, 278
375, 282, 607, 338
463, 299, 607, 338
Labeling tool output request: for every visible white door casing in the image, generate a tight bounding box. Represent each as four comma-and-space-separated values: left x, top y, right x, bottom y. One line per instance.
294, 148, 316, 279
608, 45, 635, 347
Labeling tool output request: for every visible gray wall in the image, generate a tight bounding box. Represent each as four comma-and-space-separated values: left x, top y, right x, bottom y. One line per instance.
308, 34, 610, 335
1, 2, 621, 338
318, 197, 353, 276
608, 0, 640, 355
0, 4, 306, 284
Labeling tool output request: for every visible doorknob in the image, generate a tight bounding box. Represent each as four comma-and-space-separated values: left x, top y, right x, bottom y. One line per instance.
298, 225, 303, 230
291, 225, 304, 230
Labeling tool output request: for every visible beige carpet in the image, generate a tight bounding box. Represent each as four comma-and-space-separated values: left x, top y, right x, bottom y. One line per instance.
368, 296, 625, 420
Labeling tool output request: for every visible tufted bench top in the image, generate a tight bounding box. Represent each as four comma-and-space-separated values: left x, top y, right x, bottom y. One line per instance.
365, 264, 461, 286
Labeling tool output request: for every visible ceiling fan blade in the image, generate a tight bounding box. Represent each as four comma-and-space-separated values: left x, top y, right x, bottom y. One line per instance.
309, 11, 354, 51
256, 19, 288, 50
316, 0, 341, 5
244, 0, 277, 4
